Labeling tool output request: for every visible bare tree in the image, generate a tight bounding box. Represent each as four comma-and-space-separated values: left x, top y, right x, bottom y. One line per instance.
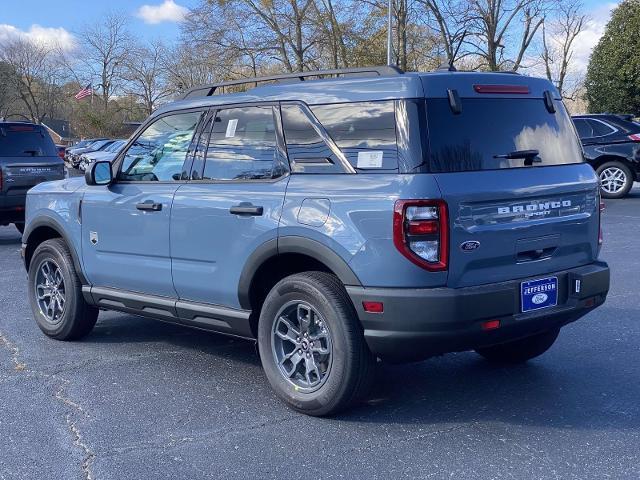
542, 0, 587, 99
0, 38, 63, 123
467, 0, 546, 71
77, 14, 132, 112
418, 0, 472, 67
123, 41, 172, 115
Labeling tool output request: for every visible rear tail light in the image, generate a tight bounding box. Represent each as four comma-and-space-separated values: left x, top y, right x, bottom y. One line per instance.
393, 200, 448, 271
629, 134, 640, 142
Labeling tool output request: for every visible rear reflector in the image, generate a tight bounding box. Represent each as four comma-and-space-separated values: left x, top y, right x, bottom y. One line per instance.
629, 134, 640, 142
473, 84, 530, 94
362, 301, 384, 313
482, 320, 501, 331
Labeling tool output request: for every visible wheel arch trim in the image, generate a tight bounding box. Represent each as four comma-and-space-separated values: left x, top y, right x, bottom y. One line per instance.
23, 217, 88, 285
237, 236, 362, 310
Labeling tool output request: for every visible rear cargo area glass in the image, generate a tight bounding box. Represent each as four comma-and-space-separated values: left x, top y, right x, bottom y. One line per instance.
426, 98, 583, 172
0, 126, 57, 157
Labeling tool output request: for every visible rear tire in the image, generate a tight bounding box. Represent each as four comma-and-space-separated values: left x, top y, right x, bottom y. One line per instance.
596, 161, 634, 199
475, 328, 560, 364
258, 272, 374, 416
14, 223, 24, 234
28, 238, 98, 340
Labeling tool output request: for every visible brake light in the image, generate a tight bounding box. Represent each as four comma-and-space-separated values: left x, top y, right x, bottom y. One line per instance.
473, 84, 530, 94
393, 200, 448, 271
628, 134, 640, 142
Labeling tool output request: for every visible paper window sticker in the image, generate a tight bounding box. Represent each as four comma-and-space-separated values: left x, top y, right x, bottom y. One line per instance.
357, 151, 383, 168
225, 119, 238, 138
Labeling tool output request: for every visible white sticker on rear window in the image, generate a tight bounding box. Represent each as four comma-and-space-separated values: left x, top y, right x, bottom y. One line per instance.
357, 151, 383, 168
225, 119, 238, 138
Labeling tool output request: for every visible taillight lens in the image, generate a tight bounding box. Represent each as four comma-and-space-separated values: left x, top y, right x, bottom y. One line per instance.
393, 200, 448, 271
629, 134, 640, 142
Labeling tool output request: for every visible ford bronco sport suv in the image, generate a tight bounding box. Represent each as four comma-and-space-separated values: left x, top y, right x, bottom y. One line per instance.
0, 122, 65, 233
22, 67, 610, 416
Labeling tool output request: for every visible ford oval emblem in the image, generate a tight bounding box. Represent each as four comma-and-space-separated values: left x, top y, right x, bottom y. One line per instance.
460, 240, 480, 252
532, 293, 549, 305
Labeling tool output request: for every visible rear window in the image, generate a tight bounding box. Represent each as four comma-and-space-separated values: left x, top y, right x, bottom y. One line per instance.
426, 98, 583, 172
0, 125, 57, 158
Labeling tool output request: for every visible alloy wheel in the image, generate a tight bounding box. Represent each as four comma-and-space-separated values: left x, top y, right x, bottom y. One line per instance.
271, 301, 333, 392
34, 259, 66, 325
600, 166, 628, 195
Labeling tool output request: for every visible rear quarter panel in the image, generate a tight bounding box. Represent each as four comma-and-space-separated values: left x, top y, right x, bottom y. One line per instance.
281, 174, 447, 288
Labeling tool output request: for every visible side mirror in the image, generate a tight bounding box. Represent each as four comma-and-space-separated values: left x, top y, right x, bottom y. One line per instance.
85, 161, 113, 186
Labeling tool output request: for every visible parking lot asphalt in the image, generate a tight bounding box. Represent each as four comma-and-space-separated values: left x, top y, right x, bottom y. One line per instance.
1, 187, 639, 480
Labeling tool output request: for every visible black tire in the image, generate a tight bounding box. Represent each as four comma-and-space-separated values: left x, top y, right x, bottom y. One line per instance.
596, 161, 634, 199
14, 223, 24, 234
258, 271, 374, 416
28, 238, 98, 340
475, 328, 560, 364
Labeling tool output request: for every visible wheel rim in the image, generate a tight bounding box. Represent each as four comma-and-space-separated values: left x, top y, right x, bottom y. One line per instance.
600, 167, 627, 194
271, 300, 333, 393
34, 259, 66, 325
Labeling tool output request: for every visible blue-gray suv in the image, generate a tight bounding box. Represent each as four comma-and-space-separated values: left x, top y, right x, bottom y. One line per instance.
21, 67, 610, 416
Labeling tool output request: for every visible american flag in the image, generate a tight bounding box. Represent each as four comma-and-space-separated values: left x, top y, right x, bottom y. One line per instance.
74, 84, 93, 100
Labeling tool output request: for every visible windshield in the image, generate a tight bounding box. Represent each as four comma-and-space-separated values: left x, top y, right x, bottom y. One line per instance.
426, 98, 583, 172
0, 124, 57, 157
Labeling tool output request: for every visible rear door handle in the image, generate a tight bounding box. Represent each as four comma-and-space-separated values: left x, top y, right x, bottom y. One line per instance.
136, 200, 162, 212
229, 204, 263, 216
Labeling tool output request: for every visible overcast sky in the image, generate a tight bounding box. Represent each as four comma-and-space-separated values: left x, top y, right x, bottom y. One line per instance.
0, 0, 620, 76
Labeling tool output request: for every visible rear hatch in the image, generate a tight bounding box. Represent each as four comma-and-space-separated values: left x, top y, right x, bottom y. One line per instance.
422, 76, 599, 288
0, 124, 65, 195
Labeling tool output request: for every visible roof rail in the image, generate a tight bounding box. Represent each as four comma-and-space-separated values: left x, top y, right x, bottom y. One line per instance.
181, 66, 404, 99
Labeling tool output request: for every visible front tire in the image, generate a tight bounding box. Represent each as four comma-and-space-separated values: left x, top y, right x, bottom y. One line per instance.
475, 328, 560, 364
28, 238, 98, 340
597, 161, 634, 199
258, 272, 374, 416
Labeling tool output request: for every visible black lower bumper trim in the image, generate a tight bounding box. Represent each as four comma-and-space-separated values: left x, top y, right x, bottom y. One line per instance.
347, 261, 610, 362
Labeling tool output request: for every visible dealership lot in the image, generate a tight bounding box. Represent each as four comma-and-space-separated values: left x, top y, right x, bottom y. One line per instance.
0, 189, 638, 480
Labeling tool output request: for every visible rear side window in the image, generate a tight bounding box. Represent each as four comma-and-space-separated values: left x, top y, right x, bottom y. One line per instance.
281, 104, 343, 174
588, 119, 616, 137
202, 106, 281, 181
311, 101, 398, 171
573, 119, 593, 139
426, 98, 583, 172
0, 124, 57, 158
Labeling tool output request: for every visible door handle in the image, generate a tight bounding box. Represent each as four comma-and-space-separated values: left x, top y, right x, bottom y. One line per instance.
229, 204, 264, 216
136, 200, 162, 212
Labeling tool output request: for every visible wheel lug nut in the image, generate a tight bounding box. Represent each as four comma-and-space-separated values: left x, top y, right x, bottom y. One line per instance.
298, 349, 302, 355
306, 353, 311, 358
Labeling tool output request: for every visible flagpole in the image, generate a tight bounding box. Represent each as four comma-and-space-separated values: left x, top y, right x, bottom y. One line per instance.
387, 0, 393, 66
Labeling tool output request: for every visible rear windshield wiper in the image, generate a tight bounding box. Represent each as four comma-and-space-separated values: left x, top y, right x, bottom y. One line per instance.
494, 149, 541, 166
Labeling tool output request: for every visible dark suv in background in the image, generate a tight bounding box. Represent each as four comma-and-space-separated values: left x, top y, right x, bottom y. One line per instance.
573, 114, 640, 198
0, 122, 65, 233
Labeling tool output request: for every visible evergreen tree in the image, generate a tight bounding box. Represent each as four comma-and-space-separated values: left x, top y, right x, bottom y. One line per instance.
585, 0, 640, 114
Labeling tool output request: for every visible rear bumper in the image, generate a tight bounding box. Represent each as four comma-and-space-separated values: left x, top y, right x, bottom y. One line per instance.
347, 261, 610, 362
